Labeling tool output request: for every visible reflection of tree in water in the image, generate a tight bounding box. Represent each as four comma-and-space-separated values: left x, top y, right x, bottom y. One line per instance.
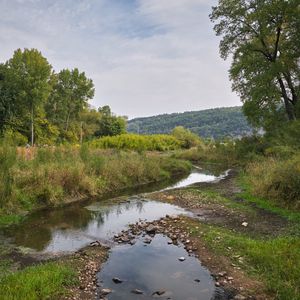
6, 205, 92, 251
6, 198, 149, 252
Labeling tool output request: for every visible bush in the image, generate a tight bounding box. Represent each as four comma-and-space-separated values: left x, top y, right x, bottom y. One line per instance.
90, 134, 182, 152
171, 126, 203, 149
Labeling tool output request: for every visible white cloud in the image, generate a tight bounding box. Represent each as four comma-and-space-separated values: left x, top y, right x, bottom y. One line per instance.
0, 0, 240, 118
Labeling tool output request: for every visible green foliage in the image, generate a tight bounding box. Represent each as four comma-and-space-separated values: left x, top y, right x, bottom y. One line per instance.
90, 133, 182, 152
2, 129, 28, 146
46, 68, 95, 142
2, 49, 52, 144
210, 0, 300, 128
127, 107, 252, 139
171, 126, 202, 149
95, 106, 126, 137
0, 262, 76, 300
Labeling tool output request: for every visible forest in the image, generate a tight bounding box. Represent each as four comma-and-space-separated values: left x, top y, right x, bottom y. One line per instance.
127, 106, 253, 139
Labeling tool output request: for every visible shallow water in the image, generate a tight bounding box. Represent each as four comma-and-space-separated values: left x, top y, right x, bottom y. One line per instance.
97, 234, 215, 300
2, 168, 226, 253
163, 168, 229, 191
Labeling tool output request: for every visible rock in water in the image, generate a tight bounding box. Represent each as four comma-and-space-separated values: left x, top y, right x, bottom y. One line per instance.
131, 289, 144, 294
145, 224, 157, 234
101, 288, 112, 295
152, 289, 166, 296
178, 257, 186, 262
112, 277, 123, 284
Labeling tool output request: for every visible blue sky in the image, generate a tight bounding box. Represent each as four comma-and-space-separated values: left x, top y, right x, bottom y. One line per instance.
0, 0, 241, 118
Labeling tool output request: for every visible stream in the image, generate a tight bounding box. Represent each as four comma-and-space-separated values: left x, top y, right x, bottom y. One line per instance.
2, 167, 229, 300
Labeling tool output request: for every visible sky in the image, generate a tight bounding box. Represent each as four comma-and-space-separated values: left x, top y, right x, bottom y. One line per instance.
0, 0, 241, 119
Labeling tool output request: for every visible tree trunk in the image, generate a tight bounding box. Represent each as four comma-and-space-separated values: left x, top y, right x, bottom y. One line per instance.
277, 76, 296, 121
31, 105, 34, 146
65, 111, 71, 131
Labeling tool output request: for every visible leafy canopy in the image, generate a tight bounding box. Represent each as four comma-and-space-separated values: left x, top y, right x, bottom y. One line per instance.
210, 0, 300, 129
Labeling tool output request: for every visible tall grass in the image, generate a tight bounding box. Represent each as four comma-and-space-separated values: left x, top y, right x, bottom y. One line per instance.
0, 145, 191, 224
246, 155, 300, 209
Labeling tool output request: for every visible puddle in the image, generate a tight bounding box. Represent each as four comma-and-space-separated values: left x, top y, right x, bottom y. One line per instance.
97, 234, 215, 300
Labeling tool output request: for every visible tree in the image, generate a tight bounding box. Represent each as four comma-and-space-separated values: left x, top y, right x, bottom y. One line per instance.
210, 0, 300, 129
171, 126, 202, 148
3, 49, 52, 145
95, 105, 126, 137
46, 68, 95, 141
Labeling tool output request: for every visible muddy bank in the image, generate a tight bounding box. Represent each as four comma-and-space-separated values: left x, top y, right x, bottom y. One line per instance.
147, 170, 289, 237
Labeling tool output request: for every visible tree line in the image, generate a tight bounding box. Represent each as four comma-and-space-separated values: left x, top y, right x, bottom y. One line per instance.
0, 48, 126, 145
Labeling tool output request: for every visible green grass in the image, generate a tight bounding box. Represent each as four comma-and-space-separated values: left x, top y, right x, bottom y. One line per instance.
189, 222, 300, 300
177, 188, 256, 217
238, 174, 300, 224
0, 262, 77, 300
0, 213, 25, 227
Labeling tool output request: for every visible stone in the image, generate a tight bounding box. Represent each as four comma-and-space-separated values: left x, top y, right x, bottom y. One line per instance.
131, 289, 144, 294
144, 238, 152, 244
218, 271, 227, 277
194, 279, 201, 283
152, 289, 166, 296
178, 257, 186, 262
101, 288, 112, 295
145, 224, 157, 234
112, 277, 123, 284
234, 295, 246, 300
241, 222, 248, 227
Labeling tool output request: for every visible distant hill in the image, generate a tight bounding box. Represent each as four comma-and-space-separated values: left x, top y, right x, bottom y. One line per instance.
127, 106, 253, 139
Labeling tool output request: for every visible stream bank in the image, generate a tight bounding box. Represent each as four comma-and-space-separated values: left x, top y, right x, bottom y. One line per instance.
1, 166, 299, 299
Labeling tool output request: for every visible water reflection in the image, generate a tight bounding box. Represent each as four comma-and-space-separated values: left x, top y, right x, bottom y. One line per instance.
163, 168, 229, 191
98, 234, 215, 300
2, 167, 227, 254
4, 199, 188, 253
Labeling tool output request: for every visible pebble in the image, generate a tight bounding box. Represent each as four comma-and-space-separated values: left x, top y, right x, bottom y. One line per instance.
112, 277, 123, 284
101, 288, 112, 295
178, 257, 186, 262
131, 289, 144, 294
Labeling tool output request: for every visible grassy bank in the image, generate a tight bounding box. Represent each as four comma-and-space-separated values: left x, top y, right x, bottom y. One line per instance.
188, 221, 300, 300
0, 145, 191, 227
0, 262, 76, 300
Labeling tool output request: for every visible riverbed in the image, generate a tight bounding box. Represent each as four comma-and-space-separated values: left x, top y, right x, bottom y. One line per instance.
2, 167, 229, 300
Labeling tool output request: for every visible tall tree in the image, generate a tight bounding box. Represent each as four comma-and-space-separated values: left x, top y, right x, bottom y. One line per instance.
46, 68, 94, 141
4, 49, 52, 144
210, 0, 300, 129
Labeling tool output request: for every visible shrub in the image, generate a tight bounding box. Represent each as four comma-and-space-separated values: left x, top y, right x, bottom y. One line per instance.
171, 126, 203, 149
90, 134, 182, 152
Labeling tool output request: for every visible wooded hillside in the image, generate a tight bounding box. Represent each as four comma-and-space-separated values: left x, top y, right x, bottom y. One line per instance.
127, 107, 252, 139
